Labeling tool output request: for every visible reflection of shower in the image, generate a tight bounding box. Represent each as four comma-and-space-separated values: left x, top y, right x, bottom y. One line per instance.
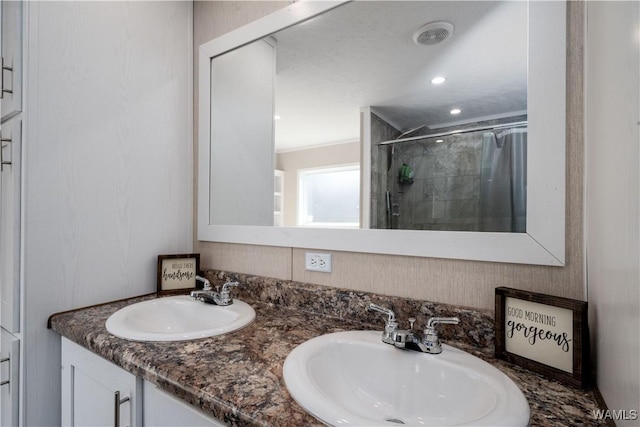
479, 128, 527, 232
373, 120, 527, 232
384, 143, 398, 229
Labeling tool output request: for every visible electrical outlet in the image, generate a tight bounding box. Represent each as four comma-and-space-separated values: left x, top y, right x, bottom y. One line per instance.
305, 252, 332, 273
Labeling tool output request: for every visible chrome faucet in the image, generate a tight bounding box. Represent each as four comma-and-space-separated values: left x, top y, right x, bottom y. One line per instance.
368, 303, 399, 345
419, 317, 461, 354
368, 303, 459, 354
190, 276, 239, 306
197, 275, 212, 290
216, 281, 239, 305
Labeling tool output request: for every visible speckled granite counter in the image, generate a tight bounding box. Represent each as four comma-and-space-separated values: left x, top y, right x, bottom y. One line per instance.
49, 272, 607, 427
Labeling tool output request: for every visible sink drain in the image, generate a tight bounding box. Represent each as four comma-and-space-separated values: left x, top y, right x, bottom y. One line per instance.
385, 418, 406, 424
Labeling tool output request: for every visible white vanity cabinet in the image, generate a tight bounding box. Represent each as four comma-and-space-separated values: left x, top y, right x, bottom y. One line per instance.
61, 338, 142, 427
1, 329, 19, 427
143, 381, 224, 427
0, 2, 23, 425
0, 0, 23, 122
61, 339, 223, 427
0, 73, 22, 427
0, 118, 21, 334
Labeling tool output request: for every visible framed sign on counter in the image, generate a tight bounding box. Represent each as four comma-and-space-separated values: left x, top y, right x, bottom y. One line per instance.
495, 287, 590, 388
157, 253, 200, 294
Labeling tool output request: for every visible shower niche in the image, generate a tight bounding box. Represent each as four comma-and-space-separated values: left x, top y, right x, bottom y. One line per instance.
370, 112, 527, 233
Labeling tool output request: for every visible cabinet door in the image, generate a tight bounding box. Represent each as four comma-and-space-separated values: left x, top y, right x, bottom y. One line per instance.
61, 338, 142, 427
0, 329, 19, 427
143, 381, 224, 427
0, 119, 21, 333
0, 1, 23, 122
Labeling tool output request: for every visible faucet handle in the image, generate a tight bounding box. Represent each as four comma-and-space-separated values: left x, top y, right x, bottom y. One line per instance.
216, 281, 239, 305
422, 317, 460, 354
195, 275, 212, 291
368, 303, 397, 324
221, 281, 239, 294
368, 304, 398, 345
426, 316, 460, 330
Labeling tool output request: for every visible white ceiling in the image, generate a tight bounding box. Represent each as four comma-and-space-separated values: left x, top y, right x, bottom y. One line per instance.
270, 1, 527, 151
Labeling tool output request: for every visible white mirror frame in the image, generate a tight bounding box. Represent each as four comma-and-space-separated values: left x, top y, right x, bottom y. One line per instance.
198, 0, 566, 266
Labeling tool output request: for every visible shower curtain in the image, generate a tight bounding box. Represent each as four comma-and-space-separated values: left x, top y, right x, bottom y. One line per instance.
479, 128, 527, 232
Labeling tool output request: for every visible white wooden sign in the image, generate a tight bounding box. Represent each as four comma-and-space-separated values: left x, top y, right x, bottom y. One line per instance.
495, 287, 589, 388
157, 254, 200, 293
504, 297, 574, 373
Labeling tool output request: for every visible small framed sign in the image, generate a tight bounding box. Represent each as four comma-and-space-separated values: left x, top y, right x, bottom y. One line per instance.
495, 287, 590, 388
157, 253, 200, 294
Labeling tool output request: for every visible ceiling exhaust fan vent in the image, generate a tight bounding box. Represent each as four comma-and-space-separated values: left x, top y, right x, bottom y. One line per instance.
413, 22, 454, 46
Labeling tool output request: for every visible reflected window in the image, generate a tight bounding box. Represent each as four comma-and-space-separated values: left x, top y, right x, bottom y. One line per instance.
297, 165, 360, 227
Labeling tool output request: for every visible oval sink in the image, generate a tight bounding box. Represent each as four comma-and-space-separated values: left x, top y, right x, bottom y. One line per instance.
283, 330, 529, 426
105, 295, 255, 341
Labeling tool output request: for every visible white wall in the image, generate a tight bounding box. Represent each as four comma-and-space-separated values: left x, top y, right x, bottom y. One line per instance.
23, 2, 193, 425
585, 1, 640, 423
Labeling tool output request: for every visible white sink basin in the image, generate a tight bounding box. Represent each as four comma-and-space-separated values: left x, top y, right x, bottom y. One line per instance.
105, 295, 255, 341
283, 330, 529, 426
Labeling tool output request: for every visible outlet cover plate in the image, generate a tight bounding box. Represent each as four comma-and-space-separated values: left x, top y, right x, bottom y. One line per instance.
305, 252, 332, 273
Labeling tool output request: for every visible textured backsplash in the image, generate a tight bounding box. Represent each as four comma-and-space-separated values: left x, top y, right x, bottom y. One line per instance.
202, 269, 496, 348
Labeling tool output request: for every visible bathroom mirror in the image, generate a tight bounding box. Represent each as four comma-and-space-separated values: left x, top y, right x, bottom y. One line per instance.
198, 0, 566, 265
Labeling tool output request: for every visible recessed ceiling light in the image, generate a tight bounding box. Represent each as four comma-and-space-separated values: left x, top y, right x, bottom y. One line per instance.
435, 139, 444, 143
274, 115, 282, 120
450, 108, 461, 115
431, 76, 446, 85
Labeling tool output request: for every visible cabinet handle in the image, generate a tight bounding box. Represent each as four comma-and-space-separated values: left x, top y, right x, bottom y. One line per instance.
1, 57, 13, 99
1, 357, 10, 386
114, 391, 130, 427
1, 136, 11, 172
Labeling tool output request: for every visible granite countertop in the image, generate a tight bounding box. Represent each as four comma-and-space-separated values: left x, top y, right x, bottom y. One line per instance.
49, 278, 608, 427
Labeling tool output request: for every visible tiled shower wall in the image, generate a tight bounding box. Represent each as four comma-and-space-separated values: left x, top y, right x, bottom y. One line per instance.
371, 113, 526, 231
370, 113, 400, 228
387, 135, 484, 231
